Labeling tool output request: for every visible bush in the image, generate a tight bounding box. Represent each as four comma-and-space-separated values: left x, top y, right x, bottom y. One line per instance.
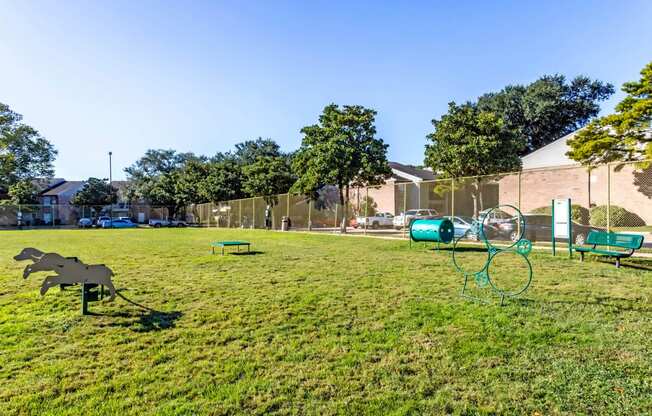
530, 204, 590, 224
589, 205, 646, 227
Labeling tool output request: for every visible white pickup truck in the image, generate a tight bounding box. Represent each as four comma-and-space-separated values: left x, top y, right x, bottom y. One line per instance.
148, 219, 188, 228
354, 212, 394, 229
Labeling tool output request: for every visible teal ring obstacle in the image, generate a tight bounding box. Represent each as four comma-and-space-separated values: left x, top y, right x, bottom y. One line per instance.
452, 204, 533, 305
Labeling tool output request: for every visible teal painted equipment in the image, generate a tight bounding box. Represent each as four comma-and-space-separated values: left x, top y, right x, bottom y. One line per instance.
410, 218, 454, 244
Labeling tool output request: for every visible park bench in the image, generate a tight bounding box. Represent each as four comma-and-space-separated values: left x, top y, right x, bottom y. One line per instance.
574, 231, 644, 268
211, 241, 251, 255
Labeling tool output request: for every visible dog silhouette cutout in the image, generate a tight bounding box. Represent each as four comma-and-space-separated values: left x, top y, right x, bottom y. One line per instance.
14, 248, 116, 301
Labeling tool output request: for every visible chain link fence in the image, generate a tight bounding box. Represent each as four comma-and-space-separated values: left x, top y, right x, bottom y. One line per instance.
187, 160, 652, 248
1, 161, 650, 244
0, 203, 176, 228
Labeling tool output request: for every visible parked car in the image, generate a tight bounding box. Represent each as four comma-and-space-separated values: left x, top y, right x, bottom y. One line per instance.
148, 219, 188, 228
393, 209, 439, 229
101, 218, 137, 229
497, 214, 601, 245
78, 218, 93, 228
355, 212, 394, 229
95, 216, 111, 227
444, 215, 499, 240
478, 208, 514, 226
446, 216, 477, 239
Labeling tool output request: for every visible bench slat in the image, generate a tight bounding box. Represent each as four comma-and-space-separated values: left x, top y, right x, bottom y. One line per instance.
585, 231, 643, 249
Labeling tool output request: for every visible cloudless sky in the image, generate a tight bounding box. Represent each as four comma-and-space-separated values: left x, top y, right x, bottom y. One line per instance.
1, 1, 651, 179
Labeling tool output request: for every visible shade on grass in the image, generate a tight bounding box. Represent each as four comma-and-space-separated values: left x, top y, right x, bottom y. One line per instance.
0, 229, 651, 414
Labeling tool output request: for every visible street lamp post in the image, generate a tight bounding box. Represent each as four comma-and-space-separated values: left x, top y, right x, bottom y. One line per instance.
109, 152, 113, 226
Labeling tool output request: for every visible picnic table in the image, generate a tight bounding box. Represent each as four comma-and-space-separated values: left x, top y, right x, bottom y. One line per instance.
211, 241, 251, 255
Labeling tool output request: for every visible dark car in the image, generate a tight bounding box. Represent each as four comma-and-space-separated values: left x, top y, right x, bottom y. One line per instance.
497, 214, 601, 245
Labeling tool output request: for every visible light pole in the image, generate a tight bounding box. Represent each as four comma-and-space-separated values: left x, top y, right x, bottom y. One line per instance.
109, 151, 113, 225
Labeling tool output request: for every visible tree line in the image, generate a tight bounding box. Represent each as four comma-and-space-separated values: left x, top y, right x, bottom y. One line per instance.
1, 61, 650, 226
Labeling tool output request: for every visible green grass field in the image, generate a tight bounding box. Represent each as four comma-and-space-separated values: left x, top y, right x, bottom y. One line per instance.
1, 229, 651, 415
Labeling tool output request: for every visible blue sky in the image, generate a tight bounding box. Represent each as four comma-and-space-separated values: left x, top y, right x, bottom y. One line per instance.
1, 1, 650, 180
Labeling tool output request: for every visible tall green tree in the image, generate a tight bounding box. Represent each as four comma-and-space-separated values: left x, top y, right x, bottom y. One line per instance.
242, 155, 295, 206
292, 104, 391, 232
124, 149, 202, 218
70, 178, 118, 217
0, 102, 57, 196
5, 180, 39, 205
199, 159, 245, 203
567, 61, 652, 165
424, 102, 523, 216
175, 160, 210, 206
212, 138, 282, 165
477, 74, 614, 154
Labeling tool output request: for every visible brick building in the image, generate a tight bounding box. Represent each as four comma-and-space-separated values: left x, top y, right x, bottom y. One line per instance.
498, 130, 652, 225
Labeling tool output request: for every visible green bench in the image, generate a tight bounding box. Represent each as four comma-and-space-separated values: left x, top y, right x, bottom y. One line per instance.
211, 241, 251, 255
574, 231, 644, 268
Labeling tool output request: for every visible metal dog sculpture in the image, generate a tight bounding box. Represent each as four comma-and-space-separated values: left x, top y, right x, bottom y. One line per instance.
14, 248, 116, 301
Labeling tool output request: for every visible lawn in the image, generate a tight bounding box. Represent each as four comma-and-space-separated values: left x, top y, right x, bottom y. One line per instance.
0, 228, 651, 415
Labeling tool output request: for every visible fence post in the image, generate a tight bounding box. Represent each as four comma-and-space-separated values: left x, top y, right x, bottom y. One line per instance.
334, 203, 338, 230
607, 163, 611, 233
286, 193, 290, 221
308, 199, 312, 231
517, 172, 522, 210
402, 183, 407, 239
517, 172, 522, 237
239, 200, 242, 228
364, 187, 368, 235
451, 178, 455, 218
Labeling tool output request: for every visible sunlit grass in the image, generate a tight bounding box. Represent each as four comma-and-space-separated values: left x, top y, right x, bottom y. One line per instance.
0, 228, 651, 415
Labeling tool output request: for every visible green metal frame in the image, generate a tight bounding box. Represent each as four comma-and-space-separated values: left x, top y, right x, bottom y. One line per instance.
453, 204, 534, 306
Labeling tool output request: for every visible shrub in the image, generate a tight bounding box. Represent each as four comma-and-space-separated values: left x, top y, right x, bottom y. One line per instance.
530, 204, 590, 224
589, 205, 646, 227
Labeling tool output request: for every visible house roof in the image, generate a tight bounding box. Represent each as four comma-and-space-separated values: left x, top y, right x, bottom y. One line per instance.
521, 131, 580, 170
41, 181, 86, 196
388, 162, 436, 182
521, 127, 652, 170
32, 178, 66, 193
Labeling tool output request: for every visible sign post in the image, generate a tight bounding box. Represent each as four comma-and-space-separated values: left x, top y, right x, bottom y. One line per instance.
552, 198, 573, 258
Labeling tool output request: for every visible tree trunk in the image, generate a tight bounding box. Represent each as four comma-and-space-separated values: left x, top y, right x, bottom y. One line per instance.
168, 205, 177, 220
471, 180, 480, 218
